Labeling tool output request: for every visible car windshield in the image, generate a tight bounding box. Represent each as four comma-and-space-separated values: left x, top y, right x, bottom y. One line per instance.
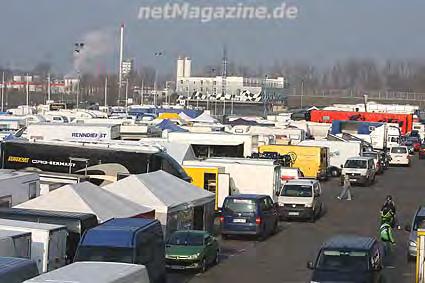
344, 160, 367, 169
391, 147, 407, 154
316, 250, 369, 271
167, 232, 204, 246
75, 246, 133, 263
414, 216, 425, 230
223, 199, 256, 214
280, 184, 312, 197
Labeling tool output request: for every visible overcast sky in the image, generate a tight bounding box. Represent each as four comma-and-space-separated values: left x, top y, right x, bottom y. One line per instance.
1, 0, 425, 74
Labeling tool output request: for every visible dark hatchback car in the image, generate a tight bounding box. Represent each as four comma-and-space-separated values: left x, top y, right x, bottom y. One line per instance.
220, 194, 279, 240
308, 235, 385, 283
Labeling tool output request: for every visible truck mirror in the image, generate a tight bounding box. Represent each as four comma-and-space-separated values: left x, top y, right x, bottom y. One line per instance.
340, 164, 343, 168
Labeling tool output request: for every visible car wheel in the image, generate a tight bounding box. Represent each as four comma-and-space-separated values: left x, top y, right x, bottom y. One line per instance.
214, 250, 220, 265
330, 168, 339, 177
309, 212, 316, 223
200, 258, 207, 273
272, 221, 278, 234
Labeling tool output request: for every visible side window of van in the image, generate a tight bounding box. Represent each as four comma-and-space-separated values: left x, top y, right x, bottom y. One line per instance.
265, 197, 274, 209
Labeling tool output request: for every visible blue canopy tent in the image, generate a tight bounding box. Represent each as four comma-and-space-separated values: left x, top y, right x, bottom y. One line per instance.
156, 119, 188, 132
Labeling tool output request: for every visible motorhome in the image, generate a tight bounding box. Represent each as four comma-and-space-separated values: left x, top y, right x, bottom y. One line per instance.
1, 140, 190, 185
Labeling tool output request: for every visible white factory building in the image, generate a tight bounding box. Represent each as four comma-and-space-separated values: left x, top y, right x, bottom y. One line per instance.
175, 57, 288, 103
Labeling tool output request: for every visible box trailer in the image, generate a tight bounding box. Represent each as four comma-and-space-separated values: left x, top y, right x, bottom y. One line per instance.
330, 120, 388, 150
0, 208, 98, 263
183, 158, 280, 204
0, 219, 67, 273
258, 144, 329, 180
24, 261, 149, 283
299, 140, 363, 177
183, 165, 230, 210
0, 256, 39, 283
0, 170, 40, 207
0, 230, 32, 258
26, 123, 121, 142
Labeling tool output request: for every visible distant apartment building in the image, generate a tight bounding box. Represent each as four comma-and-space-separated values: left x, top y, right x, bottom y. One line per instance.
175, 57, 288, 103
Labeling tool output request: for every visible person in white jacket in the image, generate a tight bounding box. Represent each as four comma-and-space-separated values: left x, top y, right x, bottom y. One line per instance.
337, 174, 352, 200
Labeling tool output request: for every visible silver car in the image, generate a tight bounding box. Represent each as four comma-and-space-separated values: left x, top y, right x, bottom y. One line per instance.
406, 206, 425, 261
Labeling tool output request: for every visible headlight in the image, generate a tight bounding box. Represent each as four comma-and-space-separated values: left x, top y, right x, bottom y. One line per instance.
410, 240, 417, 247
305, 203, 313, 208
188, 253, 200, 259
278, 203, 285, 207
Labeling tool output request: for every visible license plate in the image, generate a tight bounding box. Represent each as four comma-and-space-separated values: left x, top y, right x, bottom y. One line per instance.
288, 212, 299, 216
349, 179, 356, 182
233, 218, 246, 223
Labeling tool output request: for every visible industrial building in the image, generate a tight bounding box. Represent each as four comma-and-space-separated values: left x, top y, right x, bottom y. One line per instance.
175, 57, 288, 103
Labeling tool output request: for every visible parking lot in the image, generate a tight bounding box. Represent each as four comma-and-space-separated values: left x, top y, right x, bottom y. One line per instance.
169, 156, 425, 283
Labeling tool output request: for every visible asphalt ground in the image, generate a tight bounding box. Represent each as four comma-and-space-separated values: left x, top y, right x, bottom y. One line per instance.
168, 155, 425, 283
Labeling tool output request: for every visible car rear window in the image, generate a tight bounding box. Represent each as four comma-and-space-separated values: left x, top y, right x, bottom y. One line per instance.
223, 199, 256, 213
316, 250, 368, 271
391, 147, 407, 154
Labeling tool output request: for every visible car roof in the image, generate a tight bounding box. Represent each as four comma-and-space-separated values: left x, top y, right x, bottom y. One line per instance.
226, 194, 267, 200
285, 179, 318, 186
172, 230, 208, 236
322, 235, 376, 250
347, 156, 373, 161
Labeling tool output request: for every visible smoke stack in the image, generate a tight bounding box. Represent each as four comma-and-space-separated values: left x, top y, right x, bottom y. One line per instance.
183, 57, 191, 78
176, 57, 184, 78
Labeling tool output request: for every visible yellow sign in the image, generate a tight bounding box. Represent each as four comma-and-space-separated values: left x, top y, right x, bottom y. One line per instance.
7, 156, 29, 163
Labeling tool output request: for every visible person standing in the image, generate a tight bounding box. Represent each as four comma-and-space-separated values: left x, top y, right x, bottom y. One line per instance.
337, 174, 352, 200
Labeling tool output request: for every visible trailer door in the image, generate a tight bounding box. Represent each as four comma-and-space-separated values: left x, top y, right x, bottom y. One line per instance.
217, 173, 230, 210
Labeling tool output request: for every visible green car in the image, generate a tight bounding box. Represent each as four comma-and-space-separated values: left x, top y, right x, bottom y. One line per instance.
165, 230, 220, 272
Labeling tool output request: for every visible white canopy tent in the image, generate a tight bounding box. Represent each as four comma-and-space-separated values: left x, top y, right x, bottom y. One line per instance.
190, 112, 217, 124
103, 171, 215, 236
15, 182, 154, 222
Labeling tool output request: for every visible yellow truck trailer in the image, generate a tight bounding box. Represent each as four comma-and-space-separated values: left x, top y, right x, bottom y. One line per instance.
258, 144, 329, 179
183, 165, 229, 210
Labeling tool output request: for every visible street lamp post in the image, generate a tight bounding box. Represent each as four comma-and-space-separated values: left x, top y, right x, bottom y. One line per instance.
154, 51, 164, 107
74, 42, 84, 109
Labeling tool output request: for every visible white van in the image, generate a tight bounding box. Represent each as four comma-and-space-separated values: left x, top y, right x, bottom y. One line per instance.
341, 156, 376, 186
277, 179, 323, 222
389, 146, 410, 166
24, 261, 150, 283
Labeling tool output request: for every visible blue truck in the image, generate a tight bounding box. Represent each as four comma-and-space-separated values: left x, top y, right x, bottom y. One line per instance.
74, 218, 166, 283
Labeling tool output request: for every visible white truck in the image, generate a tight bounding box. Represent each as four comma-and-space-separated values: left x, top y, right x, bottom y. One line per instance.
165, 131, 258, 157
183, 158, 280, 204
26, 123, 121, 142
24, 262, 150, 283
0, 219, 67, 273
0, 230, 32, 258
0, 170, 40, 207
299, 140, 363, 177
